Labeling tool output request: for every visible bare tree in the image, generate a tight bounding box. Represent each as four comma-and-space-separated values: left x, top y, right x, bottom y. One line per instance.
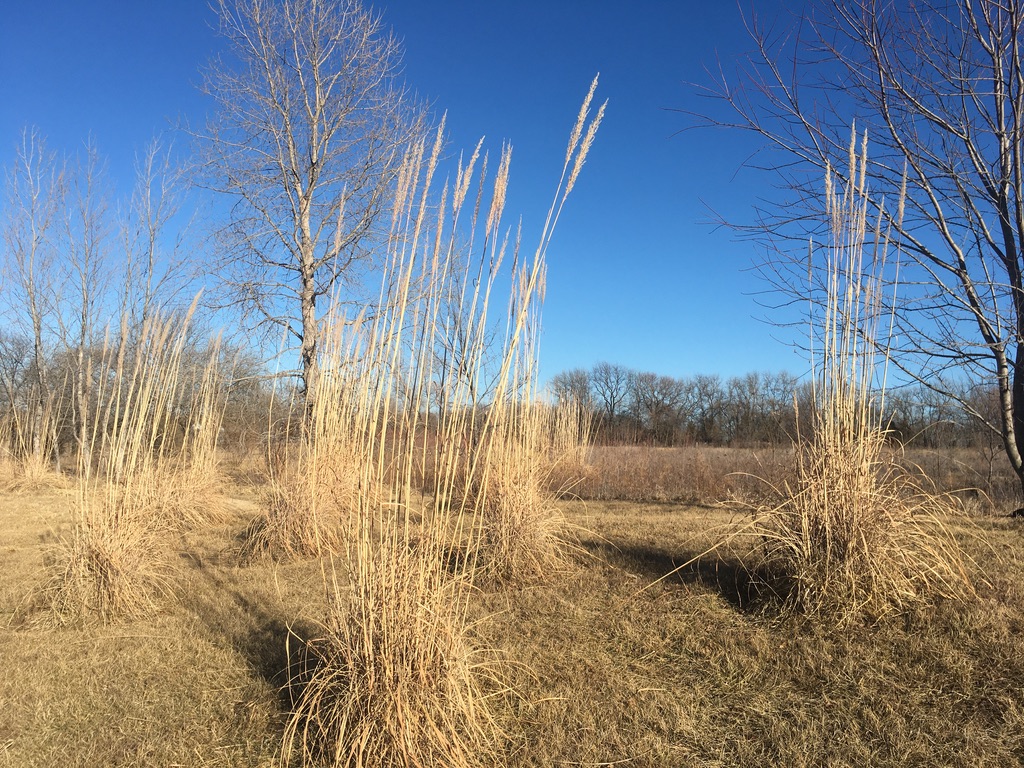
120, 139, 195, 336
198, 0, 423, 407
550, 368, 593, 409
704, 0, 1024, 496
685, 374, 725, 444
631, 371, 688, 444
61, 140, 111, 459
590, 361, 632, 425
1, 128, 65, 464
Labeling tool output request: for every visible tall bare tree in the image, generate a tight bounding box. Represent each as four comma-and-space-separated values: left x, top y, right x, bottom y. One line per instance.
198, 0, 423, 406
704, 0, 1024, 496
62, 140, 111, 459
1, 128, 65, 463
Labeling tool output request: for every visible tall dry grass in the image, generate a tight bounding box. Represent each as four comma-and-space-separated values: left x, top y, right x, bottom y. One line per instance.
279, 80, 604, 766
578, 444, 791, 504
244, 337, 371, 559
745, 130, 974, 625
1, 397, 66, 492
48, 303, 229, 624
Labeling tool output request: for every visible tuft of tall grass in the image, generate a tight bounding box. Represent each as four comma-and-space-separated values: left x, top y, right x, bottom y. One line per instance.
170, 337, 233, 526
543, 396, 594, 498
284, 551, 499, 767
473, 401, 581, 583
747, 130, 974, 626
48, 302, 229, 623
279, 79, 604, 766
1, 399, 66, 493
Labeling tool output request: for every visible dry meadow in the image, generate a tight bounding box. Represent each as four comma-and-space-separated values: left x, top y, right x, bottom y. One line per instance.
3, 455, 1024, 767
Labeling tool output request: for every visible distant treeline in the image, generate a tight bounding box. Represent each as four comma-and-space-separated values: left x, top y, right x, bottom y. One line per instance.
549, 363, 997, 449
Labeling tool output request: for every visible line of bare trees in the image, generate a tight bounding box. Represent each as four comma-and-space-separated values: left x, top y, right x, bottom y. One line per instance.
550, 362, 998, 450
0, 130, 205, 467
1, 0, 430, 470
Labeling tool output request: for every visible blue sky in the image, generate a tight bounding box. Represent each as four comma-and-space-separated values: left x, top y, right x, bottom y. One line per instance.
0, 0, 808, 383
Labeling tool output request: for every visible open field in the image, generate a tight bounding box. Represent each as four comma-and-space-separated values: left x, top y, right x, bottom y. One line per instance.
3, 472, 1024, 767
577, 444, 1024, 512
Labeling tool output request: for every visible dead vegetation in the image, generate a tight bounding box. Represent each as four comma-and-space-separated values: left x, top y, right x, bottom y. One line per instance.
0, 77, 1013, 768
737, 133, 975, 626
4, 490, 1024, 768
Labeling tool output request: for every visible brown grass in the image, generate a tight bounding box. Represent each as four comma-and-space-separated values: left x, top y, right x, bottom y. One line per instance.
283, 552, 500, 767
46, 304, 229, 625
242, 449, 361, 561
579, 444, 792, 504
274, 79, 605, 766
739, 131, 975, 626
4, 484, 1024, 766
474, 402, 584, 583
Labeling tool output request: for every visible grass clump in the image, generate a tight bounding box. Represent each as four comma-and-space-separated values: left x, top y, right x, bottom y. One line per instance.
747, 130, 974, 626
475, 404, 578, 584
242, 328, 376, 561
245, 444, 364, 560
759, 417, 974, 624
278, 80, 604, 766
48, 492, 171, 624
283, 550, 499, 767
47, 304, 228, 624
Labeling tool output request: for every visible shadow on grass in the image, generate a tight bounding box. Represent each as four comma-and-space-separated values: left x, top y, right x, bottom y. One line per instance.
179, 564, 320, 713
581, 537, 784, 612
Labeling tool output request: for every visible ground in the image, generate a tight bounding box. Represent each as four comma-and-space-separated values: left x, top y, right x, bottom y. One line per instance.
2, 482, 1024, 767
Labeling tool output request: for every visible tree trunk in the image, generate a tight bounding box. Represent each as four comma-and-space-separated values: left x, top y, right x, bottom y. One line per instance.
299, 204, 319, 428
1013, 342, 1024, 498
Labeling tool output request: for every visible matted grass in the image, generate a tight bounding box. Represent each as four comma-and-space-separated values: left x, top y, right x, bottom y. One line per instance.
3, 488, 1024, 767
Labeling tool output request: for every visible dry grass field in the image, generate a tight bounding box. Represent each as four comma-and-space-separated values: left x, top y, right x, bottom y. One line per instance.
3, 93, 1022, 768
3, 468, 1024, 767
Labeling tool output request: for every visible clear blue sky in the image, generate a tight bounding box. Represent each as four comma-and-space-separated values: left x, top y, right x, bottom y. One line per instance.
0, 0, 809, 383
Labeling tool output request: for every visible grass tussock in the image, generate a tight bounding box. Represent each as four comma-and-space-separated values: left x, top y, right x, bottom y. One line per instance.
278, 80, 604, 766
542, 397, 594, 498
242, 330, 374, 561
757, 424, 975, 624
283, 551, 499, 768
744, 130, 974, 626
0, 404, 69, 494
47, 303, 228, 624
47, 494, 172, 624
475, 404, 582, 584
244, 447, 364, 560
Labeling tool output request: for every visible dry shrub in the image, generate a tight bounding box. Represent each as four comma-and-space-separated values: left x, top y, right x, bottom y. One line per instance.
744, 131, 974, 626
283, 550, 499, 767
